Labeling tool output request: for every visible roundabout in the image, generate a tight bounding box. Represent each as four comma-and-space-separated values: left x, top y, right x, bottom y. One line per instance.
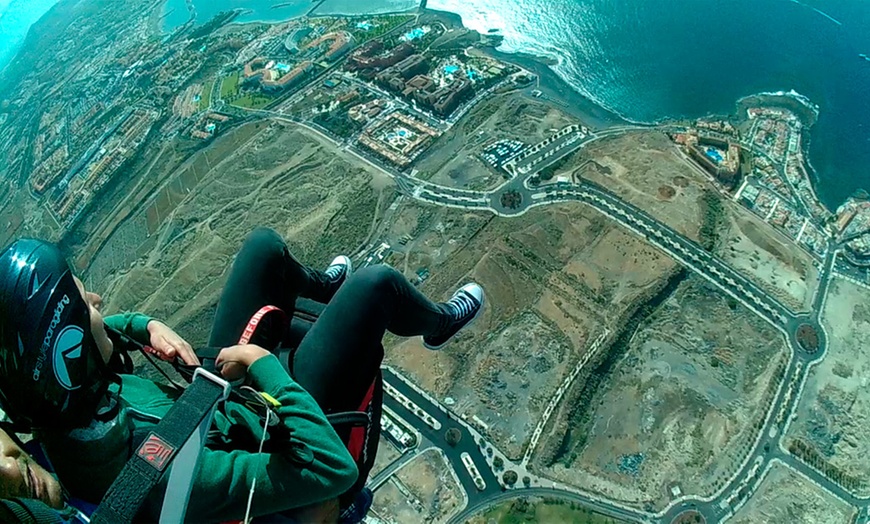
670, 509, 706, 524
796, 323, 821, 353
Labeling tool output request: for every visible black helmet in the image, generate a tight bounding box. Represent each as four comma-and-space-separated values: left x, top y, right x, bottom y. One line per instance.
0, 239, 110, 431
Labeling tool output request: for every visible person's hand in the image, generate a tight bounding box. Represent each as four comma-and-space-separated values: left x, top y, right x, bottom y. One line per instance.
146, 320, 200, 366
215, 344, 270, 381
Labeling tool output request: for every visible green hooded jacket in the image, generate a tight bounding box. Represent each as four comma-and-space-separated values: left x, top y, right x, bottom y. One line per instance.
39, 312, 358, 522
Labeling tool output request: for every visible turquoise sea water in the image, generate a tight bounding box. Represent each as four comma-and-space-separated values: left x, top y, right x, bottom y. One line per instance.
161, 0, 419, 31
0, 0, 63, 70
429, 0, 870, 210
5, 0, 868, 209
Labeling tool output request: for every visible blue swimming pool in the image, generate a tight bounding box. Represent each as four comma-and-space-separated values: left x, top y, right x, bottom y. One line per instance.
403, 27, 425, 40
705, 147, 723, 164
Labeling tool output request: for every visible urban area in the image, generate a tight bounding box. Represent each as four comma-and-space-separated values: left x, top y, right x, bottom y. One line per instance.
1, 1, 870, 524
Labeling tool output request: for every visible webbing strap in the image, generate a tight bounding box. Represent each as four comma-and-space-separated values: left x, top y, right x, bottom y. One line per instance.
90, 371, 229, 524
238, 305, 285, 345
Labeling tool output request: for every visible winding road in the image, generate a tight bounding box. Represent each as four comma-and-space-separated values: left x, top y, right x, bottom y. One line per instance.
230, 90, 859, 523
369, 128, 858, 523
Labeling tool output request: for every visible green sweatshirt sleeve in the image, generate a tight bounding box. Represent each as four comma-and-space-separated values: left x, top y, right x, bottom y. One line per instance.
183, 354, 358, 521
103, 312, 153, 345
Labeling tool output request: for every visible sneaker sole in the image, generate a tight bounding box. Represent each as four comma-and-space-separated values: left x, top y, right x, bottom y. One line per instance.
328, 256, 353, 284
422, 291, 485, 350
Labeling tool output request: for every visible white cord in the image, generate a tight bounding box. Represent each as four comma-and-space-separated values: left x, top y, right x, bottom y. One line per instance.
243, 408, 271, 524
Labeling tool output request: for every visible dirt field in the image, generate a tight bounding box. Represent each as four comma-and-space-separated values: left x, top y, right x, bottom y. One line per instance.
467, 496, 628, 524
92, 120, 393, 346
370, 481, 420, 524
372, 449, 464, 524
370, 439, 403, 479
717, 200, 818, 312
71, 133, 209, 273
383, 201, 677, 460
0, 195, 29, 247
786, 277, 870, 494
0, 187, 61, 246
540, 275, 788, 509
569, 132, 709, 241
414, 93, 575, 191
731, 463, 854, 524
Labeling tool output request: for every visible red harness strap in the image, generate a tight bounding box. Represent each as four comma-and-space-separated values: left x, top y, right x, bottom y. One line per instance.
237, 306, 377, 458
347, 380, 376, 462
220, 305, 376, 523
238, 305, 285, 345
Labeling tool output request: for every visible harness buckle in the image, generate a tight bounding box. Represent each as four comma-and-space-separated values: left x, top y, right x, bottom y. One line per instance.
193, 367, 231, 402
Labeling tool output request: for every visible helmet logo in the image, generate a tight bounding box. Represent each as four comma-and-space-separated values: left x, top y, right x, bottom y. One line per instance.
34, 294, 70, 381
28, 270, 44, 300
53, 325, 83, 391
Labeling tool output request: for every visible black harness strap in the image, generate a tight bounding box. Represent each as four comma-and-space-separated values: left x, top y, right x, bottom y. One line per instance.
90, 375, 226, 524
0, 498, 64, 524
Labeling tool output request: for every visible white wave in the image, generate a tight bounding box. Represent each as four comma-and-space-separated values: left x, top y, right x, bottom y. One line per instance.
740, 89, 820, 116
787, 0, 842, 26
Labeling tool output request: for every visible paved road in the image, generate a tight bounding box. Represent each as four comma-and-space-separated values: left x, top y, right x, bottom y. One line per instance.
382, 368, 651, 523
449, 487, 651, 524
236, 106, 852, 522
381, 369, 502, 507
413, 169, 805, 333
374, 135, 848, 522
368, 444, 425, 491
812, 246, 837, 318
511, 126, 585, 174
416, 173, 844, 521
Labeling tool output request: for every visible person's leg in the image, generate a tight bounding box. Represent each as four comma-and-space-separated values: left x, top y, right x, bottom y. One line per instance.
208, 227, 340, 348
207, 230, 352, 522
291, 265, 481, 514
292, 264, 456, 413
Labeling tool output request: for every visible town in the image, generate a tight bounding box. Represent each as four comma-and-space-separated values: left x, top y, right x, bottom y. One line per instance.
2, 1, 870, 524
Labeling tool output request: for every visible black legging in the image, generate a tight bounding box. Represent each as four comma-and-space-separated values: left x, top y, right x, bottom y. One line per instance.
207, 227, 452, 416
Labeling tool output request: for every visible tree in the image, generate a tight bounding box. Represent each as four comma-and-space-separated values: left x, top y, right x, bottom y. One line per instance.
510, 498, 530, 513
445, 428, 461, 447
796, 324, 820, 352
493, 456, 504, 470
522, 476, 531, 487
503, 470, 518, 486
500, 189, 523, 209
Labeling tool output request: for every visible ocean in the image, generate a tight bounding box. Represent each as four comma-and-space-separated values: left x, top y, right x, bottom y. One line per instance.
161, 0, 419, 32
0, 0, 64, 70
4, 0, 867, 209
429, 0, 870, 211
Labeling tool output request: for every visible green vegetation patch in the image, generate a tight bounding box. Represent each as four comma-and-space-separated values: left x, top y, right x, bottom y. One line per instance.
471, 497, 628, 524
220, 71, 241, 99
231, 92, 274, 110
199, 79, 214, 111
312, 93, 373, 138
699, 190, 725, 252
546, 269, 687, 468
347, 15, 414, 43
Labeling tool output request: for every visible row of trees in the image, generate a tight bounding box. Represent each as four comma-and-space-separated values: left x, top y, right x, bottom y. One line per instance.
699, 189, 725, 252
789, 438, 864, 491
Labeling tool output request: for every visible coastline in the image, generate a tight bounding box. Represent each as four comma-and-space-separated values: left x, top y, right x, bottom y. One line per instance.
191, 3, 418, 30
485, 47, 630, 130
422, 7, 629, 130
169, 2, 842, 214
735, 90, 836, 214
